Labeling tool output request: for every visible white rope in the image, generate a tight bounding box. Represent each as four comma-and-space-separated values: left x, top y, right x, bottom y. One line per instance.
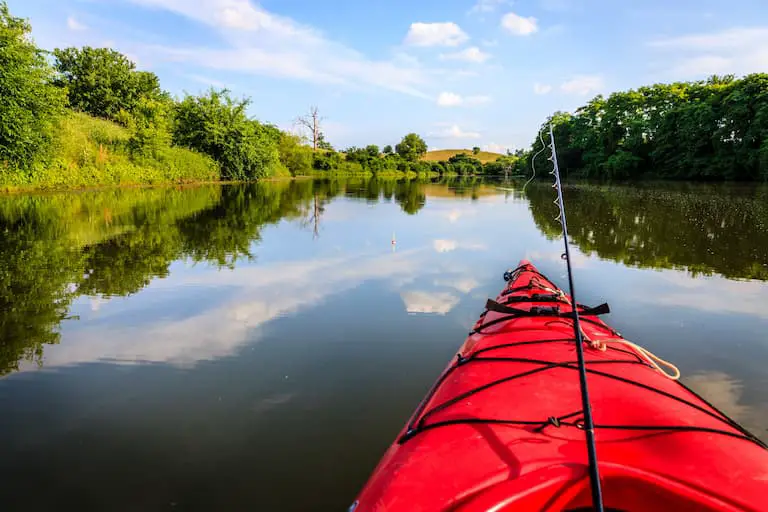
585, 336, 681, 381
531, 278, 681, 380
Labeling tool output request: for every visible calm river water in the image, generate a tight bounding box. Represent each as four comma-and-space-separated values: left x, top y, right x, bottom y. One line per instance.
1, 179, 767, 510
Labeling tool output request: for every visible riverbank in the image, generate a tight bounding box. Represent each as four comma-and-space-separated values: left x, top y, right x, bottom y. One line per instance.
0, 113, 219, 193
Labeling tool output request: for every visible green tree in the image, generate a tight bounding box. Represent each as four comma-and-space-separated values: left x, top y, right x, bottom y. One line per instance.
313, 149, 343, 171
173, 89, 280, 180
0, 2, 66, 171
472, 146, 481, 155
127, 95, 173, 156
317, 132, 333, 151
396, 133, 428, 162
53, 46, 161, 120
278, 132, 313, 176
448, 153, 483, 175
383, 145, 393, 155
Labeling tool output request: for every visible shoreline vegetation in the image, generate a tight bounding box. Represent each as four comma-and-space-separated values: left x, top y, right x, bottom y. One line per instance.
2, 2, 767, 193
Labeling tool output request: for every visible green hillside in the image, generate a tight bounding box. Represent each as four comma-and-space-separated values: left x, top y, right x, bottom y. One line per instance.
422, 149, 503, 164
1, 112, 218, 191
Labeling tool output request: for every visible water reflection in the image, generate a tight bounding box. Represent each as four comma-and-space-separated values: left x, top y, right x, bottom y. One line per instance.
3, 180, 768, 376
0, 179, 498, 375
50, 249, 438, 368
1, 179, 767, 510
526, 182, 768, 280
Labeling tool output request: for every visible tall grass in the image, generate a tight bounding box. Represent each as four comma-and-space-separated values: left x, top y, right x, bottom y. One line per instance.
0, 112, 219, 191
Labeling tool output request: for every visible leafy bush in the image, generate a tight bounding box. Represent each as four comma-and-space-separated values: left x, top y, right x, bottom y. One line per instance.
0, 2, 66, 172
278, 133, 313, 176
173, 89, 280, 180
127, 96, 173, 157
313, 150, 343, 171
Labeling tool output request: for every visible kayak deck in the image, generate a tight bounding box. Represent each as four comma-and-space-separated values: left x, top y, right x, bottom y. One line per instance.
353, 261, 768, 511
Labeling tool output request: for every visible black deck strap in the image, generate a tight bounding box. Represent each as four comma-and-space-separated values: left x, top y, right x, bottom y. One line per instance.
485, 299, 541, 316
485, 299, 609, 318
472, 313, 614, 336
502, 293, 561, 304
581, 303, 610, 316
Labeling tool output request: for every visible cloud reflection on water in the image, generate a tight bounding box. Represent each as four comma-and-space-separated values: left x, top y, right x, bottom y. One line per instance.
31, 241, 485, 369
35, 249, 430, 369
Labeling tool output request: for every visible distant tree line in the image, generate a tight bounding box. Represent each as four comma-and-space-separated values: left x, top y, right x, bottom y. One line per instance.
312, 133, 521, 177
514, 75, 768, 181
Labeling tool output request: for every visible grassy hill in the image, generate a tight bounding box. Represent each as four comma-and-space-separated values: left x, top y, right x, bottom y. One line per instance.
422, 149, 503, 164
1, 113, 219, 191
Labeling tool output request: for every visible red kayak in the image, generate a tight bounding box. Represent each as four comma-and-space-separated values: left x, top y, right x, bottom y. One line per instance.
353, 261, 768, 511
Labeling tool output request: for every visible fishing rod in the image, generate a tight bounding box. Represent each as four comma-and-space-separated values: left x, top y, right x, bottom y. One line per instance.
548, 124, 605, 511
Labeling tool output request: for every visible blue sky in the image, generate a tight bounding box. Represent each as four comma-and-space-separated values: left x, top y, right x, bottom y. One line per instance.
11, 0, 768, 151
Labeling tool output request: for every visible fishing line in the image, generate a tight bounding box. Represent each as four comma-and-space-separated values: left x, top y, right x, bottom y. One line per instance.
548, 124, 605, 512
522, 128, 548, 194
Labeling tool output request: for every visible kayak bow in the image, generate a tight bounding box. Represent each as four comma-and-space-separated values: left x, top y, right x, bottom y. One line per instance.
352, 261, 768, 512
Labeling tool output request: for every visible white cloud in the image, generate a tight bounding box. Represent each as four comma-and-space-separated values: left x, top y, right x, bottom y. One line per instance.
429, 124, 482, 139
649, 27, 768, 78
440, 46, 491, 63
67, 15, 87, 31
401, 291, 460, 315
560, 75, 604, 95
128, 0, 432, 98
131, 0, 290, 32
404, 22, 469, 47
437, 92, 463, 107
436, 92, 491, 107
501, 12, 539, 36
533, 82, 553, 95
483, 143, 509, 153
446, 210, 462, 223
469, 0, 513, 15
433, 239, 458, 252
432, 239, 488, 252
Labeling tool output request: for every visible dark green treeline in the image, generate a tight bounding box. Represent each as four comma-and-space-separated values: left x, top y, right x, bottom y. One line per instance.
517, 75, 768, 181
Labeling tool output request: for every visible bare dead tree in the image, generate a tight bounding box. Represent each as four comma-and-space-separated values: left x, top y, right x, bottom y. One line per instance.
295, 106, 323, 151
311, 193, 324, 239
299, 191, 325, 239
